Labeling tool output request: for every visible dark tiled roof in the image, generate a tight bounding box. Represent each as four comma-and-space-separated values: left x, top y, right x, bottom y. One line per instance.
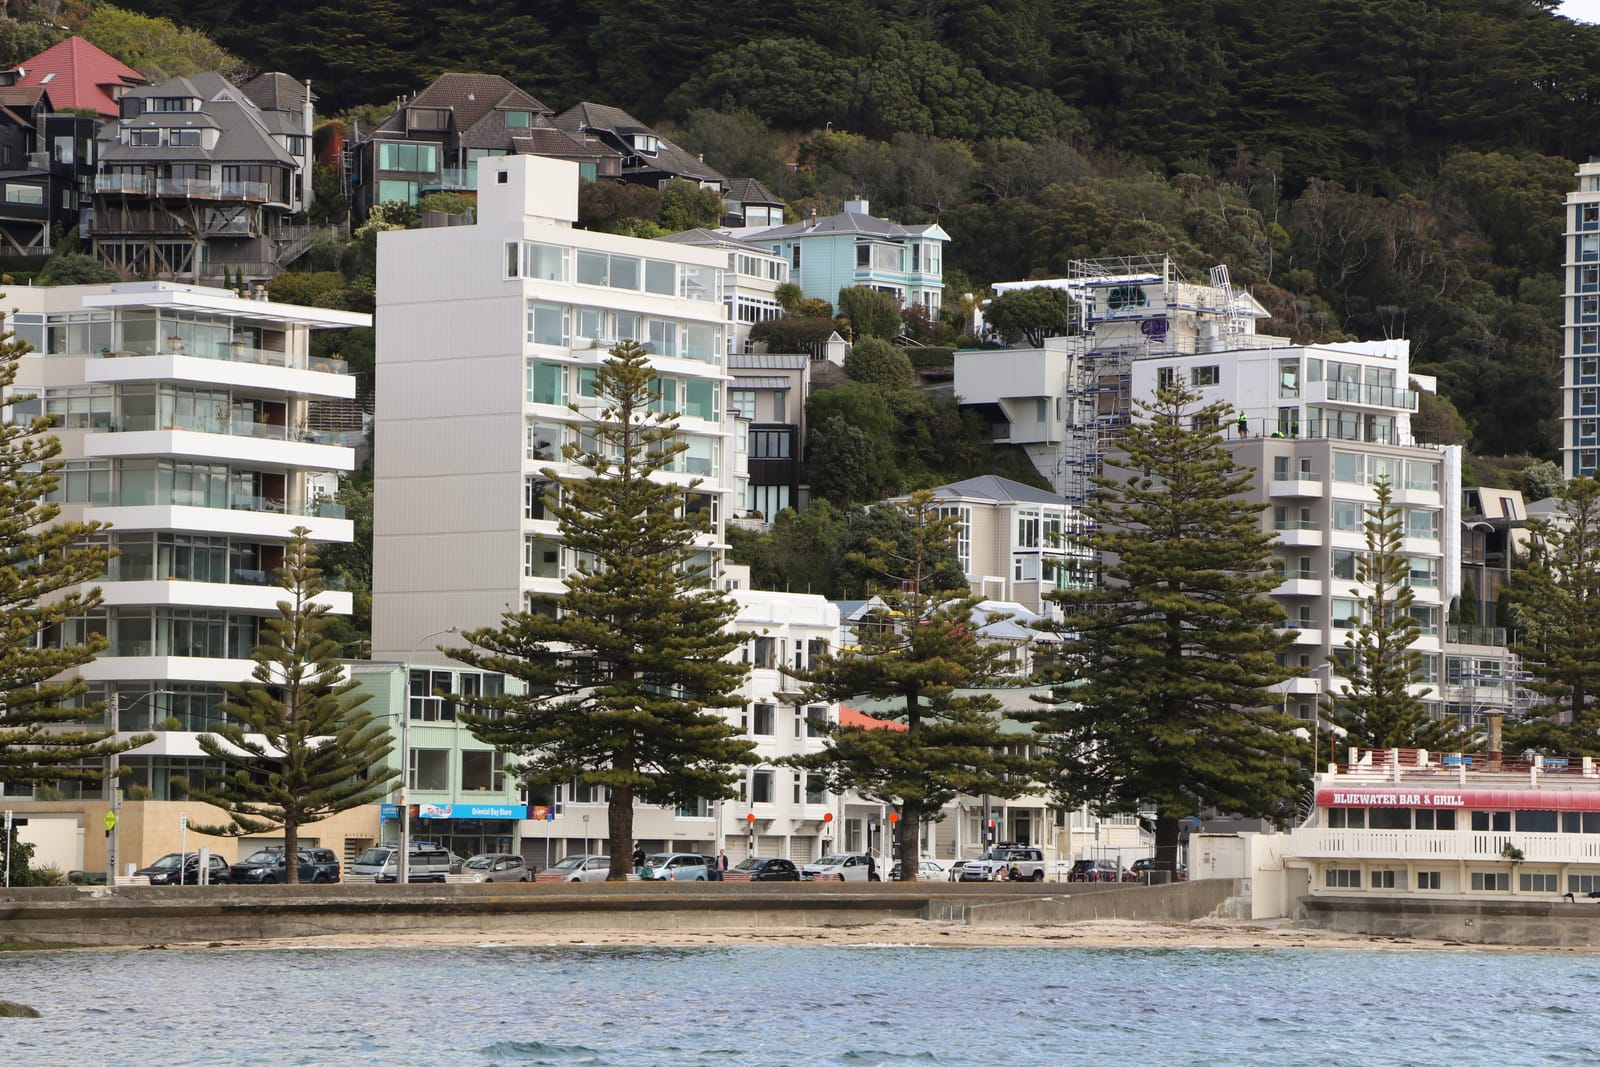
102, 72, 296, 167
554, 101, 726, 185
509, 124, 619, 161
0, 86, 49, 110
376, 73, 551, 137
754, 210, 910, 239
725, 177, 781, 206
241, 72, 314, 113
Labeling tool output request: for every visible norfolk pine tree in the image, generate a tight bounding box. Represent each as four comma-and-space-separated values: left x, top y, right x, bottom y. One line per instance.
1, 316, 152, 791
1028, 381, 1304, 878
451, 341, 755, 881
182, 529, 398, 881
1504, 476, 1600, 755
787, 490, 1035, 882
1325, 478, 1453, 751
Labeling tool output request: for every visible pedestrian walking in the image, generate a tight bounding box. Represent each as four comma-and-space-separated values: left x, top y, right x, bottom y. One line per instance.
715, 849, 729, 881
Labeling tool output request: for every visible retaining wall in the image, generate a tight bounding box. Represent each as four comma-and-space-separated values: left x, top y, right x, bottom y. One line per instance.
952, 879, 1244, 926
1300, 895, 1600, 948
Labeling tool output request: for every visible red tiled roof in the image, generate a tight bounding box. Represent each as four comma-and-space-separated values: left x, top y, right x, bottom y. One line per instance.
838, 706, 908, 732
17, 37, 147, 118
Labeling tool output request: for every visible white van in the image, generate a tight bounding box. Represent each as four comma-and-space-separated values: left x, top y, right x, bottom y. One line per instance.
347, 845, 451, 884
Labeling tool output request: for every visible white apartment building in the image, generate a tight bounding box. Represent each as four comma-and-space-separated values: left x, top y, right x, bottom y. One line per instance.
371, 154, 742, 661
1562, 159, 1600, 479
961, 257, 1471, 726
923, 475, 1094, 618
3, 280, 367, 873
656, 227, 789, 356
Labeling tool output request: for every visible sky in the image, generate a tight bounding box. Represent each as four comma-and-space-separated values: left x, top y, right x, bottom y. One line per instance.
1562, 0, 1600, 22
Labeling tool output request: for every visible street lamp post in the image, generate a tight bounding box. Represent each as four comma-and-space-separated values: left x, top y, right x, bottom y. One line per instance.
106, 689, 173, 891
398, 627, 458, 886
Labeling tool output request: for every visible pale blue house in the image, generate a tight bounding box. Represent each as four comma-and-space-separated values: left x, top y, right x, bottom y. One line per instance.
746, 199, 948, 318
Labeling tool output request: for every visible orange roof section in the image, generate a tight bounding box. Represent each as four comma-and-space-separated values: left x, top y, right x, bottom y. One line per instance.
837, 706, 909, 732
17, 37, 148, 118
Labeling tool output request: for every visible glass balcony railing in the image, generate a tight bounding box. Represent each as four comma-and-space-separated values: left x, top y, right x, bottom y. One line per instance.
1323, 380, 1419, 410
107, 415, 345, 445
100, 491, 345, 520
94, 175, 273, 201
97, 339, 346, 375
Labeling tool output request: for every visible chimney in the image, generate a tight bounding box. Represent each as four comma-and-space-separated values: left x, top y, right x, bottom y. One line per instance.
809, 208, 817, 228
843, 198, 869, 215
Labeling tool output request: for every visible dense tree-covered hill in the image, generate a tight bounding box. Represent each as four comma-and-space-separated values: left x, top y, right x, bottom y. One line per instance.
115, 0, 1600, 461
119, 0, 1600, 188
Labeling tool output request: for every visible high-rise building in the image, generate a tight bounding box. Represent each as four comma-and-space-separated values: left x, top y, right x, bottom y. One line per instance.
3, 280, 368, 874
371, 154, 742, 661
1562, 160, 1600, 479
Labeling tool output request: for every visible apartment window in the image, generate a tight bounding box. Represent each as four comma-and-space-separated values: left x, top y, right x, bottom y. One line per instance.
1333, 500, 1364, 532
1325, 868, 1361, 888
522, 242, 568, 282
645, 259, 677, 295
805, 773, 827, 804
1192, 365, 1220, 387
1408, 556, 1438, 588
526, 418, 562, 461
1332, 549, 1360, 581
805, 705, 827, 737
753, 636, 777, 669
729, 390, 757, 420
1157, 366, 1176, 390
1517, 810, 1559, 833
576, 250, 641, 291
1520, 872, 1558, 893
752, 703, 776, 735
525, 477, 555, 521
505, 109, 532, 128
409, 669, 454, 722
129, 129, 160, 147
377, 142, 438, 173
751, 769, 774, 804
1417, 871, 1441, 890
5, 184, 43, 205
527, 301, 570, 347
1471, 811, 1513, 832
460, 749, 506, 792
1471, 871, 1509, 892
169, 129, 201, 147
684, 323, 717, 362
1405, 508, 1438, 541
409, 748, 450, 791
1278, 359, 1300, 398
1404, 460, 1439, 492
1332, 598, 1363, 629
526, 361, 565, 405
1333, 452, 1364, 484
790, 244, 800, 272
1370, 870, 1398, 889
376, 179, 418, 205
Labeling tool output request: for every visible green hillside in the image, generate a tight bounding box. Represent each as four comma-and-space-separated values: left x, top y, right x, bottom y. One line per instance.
100, 0, 1600, 459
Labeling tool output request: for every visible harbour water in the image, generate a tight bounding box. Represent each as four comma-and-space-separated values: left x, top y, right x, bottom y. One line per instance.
4, 942, 1598, 1065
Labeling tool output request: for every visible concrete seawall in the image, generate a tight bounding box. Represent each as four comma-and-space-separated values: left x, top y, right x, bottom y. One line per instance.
1301, 895, 1600, 948
0, 880, 1242, 948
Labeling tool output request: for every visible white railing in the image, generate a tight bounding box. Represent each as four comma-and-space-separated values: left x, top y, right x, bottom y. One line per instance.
1290, 827, 1600, 864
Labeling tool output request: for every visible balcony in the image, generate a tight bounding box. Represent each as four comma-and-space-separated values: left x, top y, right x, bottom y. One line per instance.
1446, 624, 1508, 648
1289, 827, 1600, 866
1272, 519, 1323, 547
1273, 569, 1322, 597
94, 175, 272, 202
1270, 474, 1323, 497
86, 500, 352, 544
1316, 380, 1419, 410
91, 339, 346, 375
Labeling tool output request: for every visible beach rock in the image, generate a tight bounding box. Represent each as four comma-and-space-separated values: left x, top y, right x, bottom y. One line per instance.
0, 1000, 40, 1017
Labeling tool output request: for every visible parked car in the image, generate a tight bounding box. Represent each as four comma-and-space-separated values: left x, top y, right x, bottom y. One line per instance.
535, 854, 614, 883
1129, 857, 1189, 882
229, 847, 342, 884
959, 846, 1047, 882
888, 858, 946, 881
415, 842, 466, 874
801, 853, 880, 882
135, 852, 232, 885
639, 853, 712, 881
1066, 859, 1132, 883
348, 845, 451, 884
462, 853, 530, 883
724, 857, 800, 882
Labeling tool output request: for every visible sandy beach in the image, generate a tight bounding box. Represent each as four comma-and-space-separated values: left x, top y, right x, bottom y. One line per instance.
212, 917, 1589, 954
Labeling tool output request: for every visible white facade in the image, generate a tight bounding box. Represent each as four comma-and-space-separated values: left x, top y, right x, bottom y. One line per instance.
3, 280, 365, 802
371, 154, 742, 662
1562, 160, 1600, 479
656, 228, 789, 356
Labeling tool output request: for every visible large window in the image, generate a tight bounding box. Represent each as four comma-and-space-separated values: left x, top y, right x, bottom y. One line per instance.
751, 769, 774, 804
576, 251, 641, 291
460, 749, 506, 792
526, 361, 565, 405
527, 302, 569, 347
752, 703, 776, 735
377, 142, 438, 173
522, 242, 568, 282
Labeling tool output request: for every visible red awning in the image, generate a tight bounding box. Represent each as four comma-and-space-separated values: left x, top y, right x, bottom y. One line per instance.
1317, 786, 1600, 812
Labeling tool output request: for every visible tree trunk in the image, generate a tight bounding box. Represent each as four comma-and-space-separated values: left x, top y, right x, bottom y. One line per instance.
607, 785, 634, 881
283, 821, 299, 885
898, 810, 920, 881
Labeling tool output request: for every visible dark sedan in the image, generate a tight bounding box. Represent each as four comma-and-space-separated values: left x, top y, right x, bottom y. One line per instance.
723, 857, 800, 882
135, 852, 232, 885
